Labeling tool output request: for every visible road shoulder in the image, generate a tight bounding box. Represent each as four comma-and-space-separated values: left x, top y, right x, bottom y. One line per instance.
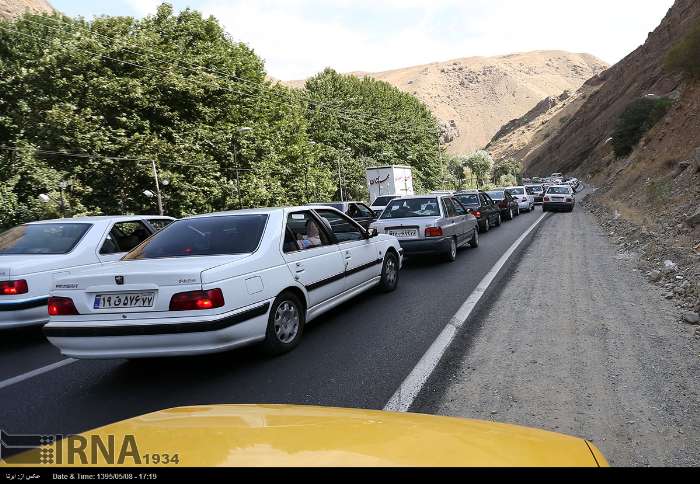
412, 205, 700, 467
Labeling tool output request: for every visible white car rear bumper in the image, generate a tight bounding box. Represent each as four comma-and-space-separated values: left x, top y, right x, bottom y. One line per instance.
44, 301, 272, 359
0, 297, 49, 329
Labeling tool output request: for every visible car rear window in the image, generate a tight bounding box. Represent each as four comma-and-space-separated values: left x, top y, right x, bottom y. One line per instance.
372, 196, 397, 207
455, 194, 479, 206
380, 198, 441, 219
506, 187, 525, 195
124, 215, 268, 259
546, 186, 571, 195
486, 191, 505, 200
0, 223, 92, 255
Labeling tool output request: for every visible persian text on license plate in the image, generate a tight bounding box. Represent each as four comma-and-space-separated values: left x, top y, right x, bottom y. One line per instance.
94, 292, 155, 310
388, 229, 418, 239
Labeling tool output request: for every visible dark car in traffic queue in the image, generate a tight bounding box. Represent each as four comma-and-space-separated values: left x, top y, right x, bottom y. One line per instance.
454, 190, 502, 233
307, 201, 378, 229
485, 189, 520, 220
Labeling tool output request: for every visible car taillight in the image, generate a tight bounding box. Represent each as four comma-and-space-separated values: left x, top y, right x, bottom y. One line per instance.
169, 289, 225, 311
48, 297, 79, 316
0, 280, 28, 295
473, 211, 481, 218
544, 197, 550, 202
425, 227, 443, 238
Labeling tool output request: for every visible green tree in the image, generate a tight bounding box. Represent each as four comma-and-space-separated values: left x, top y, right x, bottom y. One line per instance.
612, 97, 671, 158
304, 69, 442, 200
464, 150, 494, 188
492, 157, 523, 184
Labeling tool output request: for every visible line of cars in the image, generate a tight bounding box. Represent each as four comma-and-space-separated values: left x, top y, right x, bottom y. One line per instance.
0, 187, 531, 359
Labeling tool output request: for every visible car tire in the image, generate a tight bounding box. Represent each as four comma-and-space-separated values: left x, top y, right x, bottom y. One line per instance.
443, 237, 457, 263
469, 228, 479, 248
495, 214, 502, 227
483, 218, 490, 232
378, 251, 399, 293
262, 291, 305, 356
515, 207, 520, 216
506, 208, 513, 220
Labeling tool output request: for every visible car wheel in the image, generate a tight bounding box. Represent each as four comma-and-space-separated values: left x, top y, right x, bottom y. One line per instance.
443, 237, 457, 262
495, 214, 502, 227
483, 218, 490, 232
469, 228, 479, 248
515, 207, 520, 216
378, 251, 399, 293
262, 291, 305, 356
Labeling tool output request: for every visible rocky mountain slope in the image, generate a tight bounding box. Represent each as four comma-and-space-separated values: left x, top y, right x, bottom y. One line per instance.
0, 0, 53, 20
289, 51, 607, 155
490, 0, 700, 320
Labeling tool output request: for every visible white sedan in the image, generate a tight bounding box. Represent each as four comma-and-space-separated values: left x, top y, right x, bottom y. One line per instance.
0, 215, 174, 329
43, 207, 403, 359
505, 186, 535, 212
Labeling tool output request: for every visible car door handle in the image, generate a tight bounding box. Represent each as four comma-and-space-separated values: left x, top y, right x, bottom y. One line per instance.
344, 251, 352, 259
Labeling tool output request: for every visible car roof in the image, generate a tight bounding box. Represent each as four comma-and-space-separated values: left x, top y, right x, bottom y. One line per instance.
183, 206, 350, 220
25, 215, 173, 225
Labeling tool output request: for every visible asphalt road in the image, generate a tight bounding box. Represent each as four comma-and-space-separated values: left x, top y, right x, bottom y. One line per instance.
0, 208, 544, 437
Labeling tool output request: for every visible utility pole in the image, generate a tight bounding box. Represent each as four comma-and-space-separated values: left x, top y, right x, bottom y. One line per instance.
150, 159, 164, 216
232, 127, 253, 210
58, 181, 68, 218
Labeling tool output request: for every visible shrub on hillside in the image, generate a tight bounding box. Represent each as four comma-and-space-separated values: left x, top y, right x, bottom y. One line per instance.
665, 19, 700, 79
612, 97, 672, 158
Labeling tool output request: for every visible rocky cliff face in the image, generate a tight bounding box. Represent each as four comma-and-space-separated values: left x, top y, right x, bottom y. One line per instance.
497, 0, 700, 318
522, 0, 699, 178
0, 0, 54, 20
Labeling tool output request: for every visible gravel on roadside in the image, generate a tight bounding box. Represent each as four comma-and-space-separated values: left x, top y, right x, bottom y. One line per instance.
414, 204, 700, 467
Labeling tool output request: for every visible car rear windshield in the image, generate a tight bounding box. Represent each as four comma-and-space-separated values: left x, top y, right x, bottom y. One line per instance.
0, 223, 92, 255
380, 198, 441, 219
546, 186, 571, 195
486, 191, 505, 200
124, 215, 268, 259
372, 196, 397, 207
455, 194, 479, 206
506, 187, 525, 195
525, 186, 543, 194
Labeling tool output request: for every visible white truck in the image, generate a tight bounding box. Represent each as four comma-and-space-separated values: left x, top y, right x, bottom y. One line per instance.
366, 165, 415, 215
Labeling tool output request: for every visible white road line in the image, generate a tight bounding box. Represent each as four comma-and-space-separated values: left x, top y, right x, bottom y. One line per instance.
384, 212, 550, 412
0, 358, 76, 391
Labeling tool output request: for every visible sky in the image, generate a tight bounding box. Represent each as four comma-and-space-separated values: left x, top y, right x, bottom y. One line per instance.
52, 0, 676, 80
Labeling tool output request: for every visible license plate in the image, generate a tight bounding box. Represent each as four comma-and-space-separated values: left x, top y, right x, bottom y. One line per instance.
388, 229, 418, 239
94, 292, 155, 310
552, 197, 563, 201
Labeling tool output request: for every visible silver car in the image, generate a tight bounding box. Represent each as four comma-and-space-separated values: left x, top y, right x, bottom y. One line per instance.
370, 195, 479, 262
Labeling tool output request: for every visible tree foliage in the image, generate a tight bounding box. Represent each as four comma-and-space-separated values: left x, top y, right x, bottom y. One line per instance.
0, 4, 443, 229
304, 68, 442, 201
492, 157, 522, 184
665, 18, 700, 79
464, 150, 494, 188
612, 97, 672, 158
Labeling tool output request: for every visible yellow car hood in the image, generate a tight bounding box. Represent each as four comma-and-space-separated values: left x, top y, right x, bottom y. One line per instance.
5, 405, 607, 467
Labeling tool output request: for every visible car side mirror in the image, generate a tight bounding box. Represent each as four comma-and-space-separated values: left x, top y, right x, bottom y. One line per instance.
366, 227, 379, 238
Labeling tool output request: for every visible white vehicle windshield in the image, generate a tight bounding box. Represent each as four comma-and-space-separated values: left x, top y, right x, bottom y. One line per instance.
0, 223, 92, 255
380, 198, 441, 219
124, 215, 268, 259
